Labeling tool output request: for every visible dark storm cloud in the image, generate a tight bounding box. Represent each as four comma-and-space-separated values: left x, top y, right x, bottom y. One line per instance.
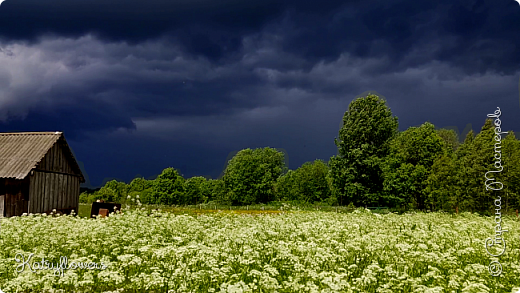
0, 35, 274, 139
0, 0, 283, 38
2, 0, 520, 73
433, 0, 520, 75
0, 0, 291, 64
276, 0, 520, 75
0, 102, 136, 141
1, 0, 520, 186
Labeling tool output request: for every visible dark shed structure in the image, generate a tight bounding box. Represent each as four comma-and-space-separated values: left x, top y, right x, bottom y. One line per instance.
0, 132, 85, 217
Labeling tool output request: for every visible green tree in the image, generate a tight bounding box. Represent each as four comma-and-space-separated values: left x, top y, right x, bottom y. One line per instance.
275, 170, 299, 202
436, 128, 460, 153
138, 189, 154, 205
330, 93, 399, 206
454, 130, 478, 212
150, 168, 185, 205
382, 122, 444, 210
453, 119, 511, 214
127, 177, 154, 204
275, 160, 331, 204
184, 176, 211, 205
424, 128, 461, 211
499, 131, 520, 213
425, 153, 459, 211
207, 179, 229, 204
128, 177, 153, 193
223, 147, 286, 205
461, 119, 497, 214
95, 186, 118, 202
325, 171, 338, 206
102, 180, 128, 202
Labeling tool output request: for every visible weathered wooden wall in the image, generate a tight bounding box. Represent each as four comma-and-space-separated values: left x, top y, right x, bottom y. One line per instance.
37, 139, 75, 174
0, 178, 4, 217
3, 178, 29, 217
26, 139, 82, 215
28, 171, 80, 214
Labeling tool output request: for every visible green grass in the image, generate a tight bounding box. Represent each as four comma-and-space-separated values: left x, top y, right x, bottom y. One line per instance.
78, 203, 91, 218
1, 209, 520, 292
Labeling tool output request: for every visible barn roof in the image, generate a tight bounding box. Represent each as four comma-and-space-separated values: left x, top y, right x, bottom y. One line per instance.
0, 132, 85, 182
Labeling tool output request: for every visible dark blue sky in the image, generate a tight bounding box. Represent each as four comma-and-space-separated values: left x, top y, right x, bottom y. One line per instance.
0, 0, 519, 188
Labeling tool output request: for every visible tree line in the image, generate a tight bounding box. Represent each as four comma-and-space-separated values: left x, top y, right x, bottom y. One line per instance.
80, 94, 520, 214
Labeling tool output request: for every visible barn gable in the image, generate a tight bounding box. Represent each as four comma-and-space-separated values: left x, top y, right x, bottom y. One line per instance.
0, 132, 84, 182
0, 132, 84, 217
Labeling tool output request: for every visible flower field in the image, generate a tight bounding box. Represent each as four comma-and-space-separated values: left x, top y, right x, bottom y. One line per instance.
1, 209, 520, 292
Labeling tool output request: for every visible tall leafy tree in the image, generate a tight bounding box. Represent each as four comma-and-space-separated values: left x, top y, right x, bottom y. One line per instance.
275, 170, 299, 202
102, 180, 128, 202
500, 131, 520, 213
295, 160, 331, 203
207, 179, 228, 204
437, 128, 460, 153
95, 186, 118, 202
382, 122, 444, 210
463, 119, 497, 213
183, 176, 210, 205
453, 119, 509, 214
425, 128, 461, 211
425, 153, 459, 211
128, 177, 153, 193
223, 147, 286, 205
275, 160, 330, 204
127, 177, 154, 204
150, 167, 185, 205
329, 93, 398, 206
454, 130, 478, 212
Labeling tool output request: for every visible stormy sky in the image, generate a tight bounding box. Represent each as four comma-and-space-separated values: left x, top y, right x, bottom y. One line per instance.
0, 0, 519, 187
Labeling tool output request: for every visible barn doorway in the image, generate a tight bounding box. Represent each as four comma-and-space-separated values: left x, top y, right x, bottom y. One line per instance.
0, 178, 4, 217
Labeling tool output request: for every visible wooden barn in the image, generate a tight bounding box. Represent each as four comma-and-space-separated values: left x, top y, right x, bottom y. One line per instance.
0, 132, 85, 217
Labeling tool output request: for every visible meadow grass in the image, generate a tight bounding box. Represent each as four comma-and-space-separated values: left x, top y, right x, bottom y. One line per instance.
1, 208, 519, 292
78, 204, 91, 218
78, 203, 287, 218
